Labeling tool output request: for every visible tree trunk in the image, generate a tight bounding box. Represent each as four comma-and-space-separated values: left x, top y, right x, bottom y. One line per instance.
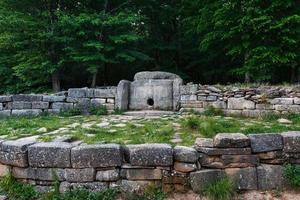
52, 72, 61, 92
91, 71, 98, 88
244, 72, 250, 84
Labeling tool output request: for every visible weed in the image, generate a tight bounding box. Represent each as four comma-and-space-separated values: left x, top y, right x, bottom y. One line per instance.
284, 164, 300, 188
203, 177, 235, 200
59, 108, 82, 117
89, 105, 108, 115
113, 108, 125, 115
123, 184, 166, 200
182, 116, 200, 130
203, 106, 224, 116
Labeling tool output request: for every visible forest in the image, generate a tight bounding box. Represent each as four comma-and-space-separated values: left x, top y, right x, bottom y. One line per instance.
0, 0, 299, 93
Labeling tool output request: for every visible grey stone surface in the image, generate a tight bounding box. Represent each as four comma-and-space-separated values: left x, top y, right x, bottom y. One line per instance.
173, 146, 198, 163
68, 88, 87, 98
249, 134, 283, 153
32, 101, 49, 109
0, 140, 35, 167
0, 103, 2, 111
282, 131, 300, 153
190, 169, 225, 193
180, 95, 197, 101
0, 96, 12, 102
28, 142, 72, 168
120, 180, 159, 193
43, 95, 65, 102
11, 109, 42, 116
225, 167, 257, 190
52, 102, 73, 110
134, 71, 181, 80
0, 110, 11, 117
65, 168, 95, 182
221, 155, 259, 168
96, 169, 120, 182
94, 88, 117, 98
11, 101, 32, 109
196, 147, 252, 155
71, 144, 122, 168
227, 98, 255, 110
12, 167, 65, 181
174, 162, 197, 173
180, 85, 198, 95
121, 169, 162, 180
194, 138, 214, 148
12, 95, 42, 102
213, 133, 250, 148
116, 80, 131, 110
257, 164, 286, 190
91, 98, 106, 107
270, 98, 293, 105
59, 182, 108, 193
127, 144, 173, 166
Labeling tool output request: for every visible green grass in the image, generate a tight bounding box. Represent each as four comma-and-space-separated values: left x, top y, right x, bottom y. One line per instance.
284, 164, 300, 188
203, 177, 235, 200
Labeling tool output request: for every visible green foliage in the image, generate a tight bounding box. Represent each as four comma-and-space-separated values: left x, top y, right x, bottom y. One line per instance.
59, 108, 82, 117
203, 177, 235, 200
0, 174, 38, 200
89, 105, 108, 116
203, 106, 224, 116
284, 164, 300, 188
113, 108, 125, 115
124, 184, 166, 200
182, 116, 200, 130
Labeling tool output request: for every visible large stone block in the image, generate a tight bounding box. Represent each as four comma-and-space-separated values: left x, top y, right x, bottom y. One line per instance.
173, 146, 198, 163
28, 142, 72, 168
120, 180, 159, 194
122, 169, 162, 180
227, 98, 255, 110
12, 167, 65, 181
249, 134, 283, 153
174, 162, 197, 173
71, 144, 122, 168
225, 167, 257, 190
126, 144, 173, 166
134, 71, 181, 80
194, 138, 213, 148
0, 103, 2, 111
282, 131, 300, 153
65, 168, 95, 182
180, 95, 197, 101
52, 102, 73, 110
11, 109, 42, 116
68, 88, 87, 98
0, 96, 12, 102
32, 102, 49, 109
116, 80, 130, 110
59, 182, 108, 193
257, 164, 286, 190
221, 155, 259, 168
0, 140, 34, 167
96, 169, 120, 182
180, 85, 198, 95
190, 170, 225, 193
0, 164, 10, 177
43, 95, 65, 102
196, 147, 251, 155
94, 88, 117, 98
270, 98, 293, 105
0, 111, 11, 117
90, 99, 106, 107
11, 101, 32, 109
213, 133, 250, 148
12, 95, 42, 102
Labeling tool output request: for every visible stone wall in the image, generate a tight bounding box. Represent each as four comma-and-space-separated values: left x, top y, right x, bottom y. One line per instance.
0, 132, 299, 193
180, 84, 300, 117
0, 87, 116, 117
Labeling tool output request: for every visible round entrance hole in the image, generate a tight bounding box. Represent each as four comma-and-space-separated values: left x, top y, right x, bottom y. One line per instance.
147, 98, 154, 106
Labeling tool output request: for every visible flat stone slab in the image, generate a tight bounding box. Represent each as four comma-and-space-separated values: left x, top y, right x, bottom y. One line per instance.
71, 144, 122, 168
121, 169, 162, 180
173, 146, 198, 163
126, 144, 173, 166
194, 138, 213, 148
196, 147, 252, 155
213, 133, 250, 148
12, 167, 65, 181
249, 134, 283, 153
124, 110, 176, 116
65, 168, 95, 182
59, 182, 108, 193
28, 142, 72, 168
96, 169, 120, 182
120, 180, 159, 193
282, 131, 300, 153
257, 164, 286, 190
0, 140, 35, 167
225, 167, 257, 190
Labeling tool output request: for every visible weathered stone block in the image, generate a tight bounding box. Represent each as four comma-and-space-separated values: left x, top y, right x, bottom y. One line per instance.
194, 138, 213, 148
282, 131, 300, 153
180, 95, 197, 101
211, 101, 226, 109
71, 144, 122, 168
249, 133, 283, 153
0, 103, 2, 111
242, 110, 270, 118
122, 169, 162, 180
116, 80, 130, 110
12, 167, 65, 181
256, 104, 275, 110
11, 109, 42, 116
0, 164, 10, 177
190, 170, 225, 193
0, 140, 34, 167
12, 95, 42, 102
68, 88, 87, 98
294, 97, 300, 105
224, 109, 242, 116
225, 167, 257, 190
65, 168, 95, 182
52, 102, 73, 110
32, 102, 49, 109
0, 111, 11, 117
59, 182, 108, 193
221, 155, 258, 168
96, 169, 120, 182
257, 164, 286, 190
86, 89, 95, 98
174, 162, 197, 173
196, 147, 251, 155
11, 101, 32, 109
227, 98, 255, 110
94, 88, 117, 98
180, 85, 198, 95
0, 96, 12, 102
213, 133, 250, 148
127, 144, 173, 166
28, 142, 72, 168
43, 95, 65, 102
173, 146, 198, 163
91, 99, 106, 107
270, 98, 293, 105
257, 151, 283, 160
120, 180, 159, 194
199, 154, 224, 168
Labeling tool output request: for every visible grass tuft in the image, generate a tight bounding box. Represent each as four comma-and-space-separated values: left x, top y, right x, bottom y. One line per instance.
89, 105, 108, 115
284, 164, 300, 188
203, 177, 235, 200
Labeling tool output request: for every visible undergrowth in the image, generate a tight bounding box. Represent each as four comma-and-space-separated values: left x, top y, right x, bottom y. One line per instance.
203, 177, 235, 200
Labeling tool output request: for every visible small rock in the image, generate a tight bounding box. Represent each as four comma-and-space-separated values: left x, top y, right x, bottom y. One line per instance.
174, 162, 197, 173
96, 122, 110, 128
114, 123, 126, 128
170, 139, 182, 143
37, 127, 47, 133
277, 118, 292, 124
